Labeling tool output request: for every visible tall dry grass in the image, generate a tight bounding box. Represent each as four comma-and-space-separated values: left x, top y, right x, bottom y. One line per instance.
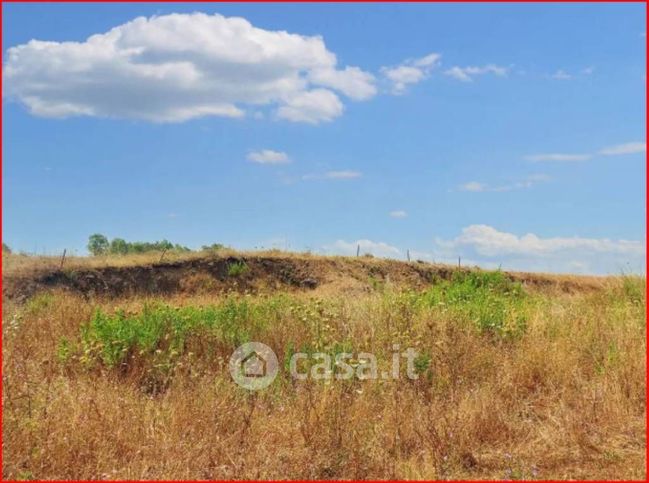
2, 273, 645, 480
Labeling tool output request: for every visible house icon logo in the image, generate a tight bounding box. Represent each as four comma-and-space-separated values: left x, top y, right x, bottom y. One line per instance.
229, 342, 278, 390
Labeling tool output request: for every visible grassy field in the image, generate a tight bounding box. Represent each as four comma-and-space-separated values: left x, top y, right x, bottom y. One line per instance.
2, 253, 646, 480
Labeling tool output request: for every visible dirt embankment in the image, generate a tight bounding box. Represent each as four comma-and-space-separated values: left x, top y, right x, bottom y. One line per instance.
2, 254, 605, 302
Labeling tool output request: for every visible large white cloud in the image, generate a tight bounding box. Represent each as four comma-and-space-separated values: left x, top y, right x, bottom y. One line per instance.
434, 224, 645, 274
3, 12, 377, 123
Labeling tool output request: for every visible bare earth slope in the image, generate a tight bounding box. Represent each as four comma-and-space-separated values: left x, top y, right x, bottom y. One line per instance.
2, 252, 606, 302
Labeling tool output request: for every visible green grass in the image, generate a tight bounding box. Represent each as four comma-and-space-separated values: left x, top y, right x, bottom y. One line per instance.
78, 298, 267, 368
68, 271, 534, 377
420, 270, 529, 337
227, 260, 249, 277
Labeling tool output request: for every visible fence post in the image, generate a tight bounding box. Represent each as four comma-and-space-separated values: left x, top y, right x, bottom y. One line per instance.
356, 244, 360, 257
458, 256, 461, 268
159, 248, 168, 263
59, 249, 67, 269
407, 249, 410, 262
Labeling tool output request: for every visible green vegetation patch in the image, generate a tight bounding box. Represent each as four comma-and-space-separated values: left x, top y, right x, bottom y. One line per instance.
421, 270, 530, 338
78, 298, 271, 368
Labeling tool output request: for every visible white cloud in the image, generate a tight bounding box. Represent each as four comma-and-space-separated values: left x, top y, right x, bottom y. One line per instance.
247, 149, 290, 165
459, 181, 488, 192
551, 69, 572, 80
526, 141, 646, 162
598, 141, 646, 156
324, 170, 362, 179
325, 239, 401, 258
308, 66, 377, 101
524, 153, 592, 162
302, 170, 362, 180
389, 210, 408, 218
449, 225, 643, 257
459, 174, 549, 192
433, 224, 645, 274
3, 12, 376, 124
276, 89, 344, 124
381, 53, 441, 94
444, 64, 508, 82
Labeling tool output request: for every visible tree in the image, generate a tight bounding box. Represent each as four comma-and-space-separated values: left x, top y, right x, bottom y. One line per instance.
202, 243, 225, 251
2, 243, 11, 254
110, 238, 128, 255
87, 234, 109, 256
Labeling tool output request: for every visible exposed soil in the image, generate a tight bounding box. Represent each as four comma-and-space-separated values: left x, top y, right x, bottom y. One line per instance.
2, 254, 605, 302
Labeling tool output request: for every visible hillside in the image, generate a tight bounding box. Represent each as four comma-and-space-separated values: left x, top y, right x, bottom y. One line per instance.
2, 251, 607, 302
1, 251, 644, 480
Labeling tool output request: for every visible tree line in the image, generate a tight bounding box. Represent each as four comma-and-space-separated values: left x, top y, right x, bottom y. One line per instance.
87, 234, 192, 256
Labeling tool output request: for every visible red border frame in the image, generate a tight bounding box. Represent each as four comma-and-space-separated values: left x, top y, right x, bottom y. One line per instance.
0, 1, 646, 482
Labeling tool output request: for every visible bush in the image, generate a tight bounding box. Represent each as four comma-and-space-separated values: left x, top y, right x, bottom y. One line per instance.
110, 238, 129, 255
422, 270, 528, 338
227, 260, 249, 277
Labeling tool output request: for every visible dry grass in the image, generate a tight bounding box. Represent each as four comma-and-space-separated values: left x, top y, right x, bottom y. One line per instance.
2, 251, 607, 290
1, 260, 646, 480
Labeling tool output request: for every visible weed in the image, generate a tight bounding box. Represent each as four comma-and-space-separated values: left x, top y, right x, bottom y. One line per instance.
422, 270, 529, 337
227, 260, 249, 277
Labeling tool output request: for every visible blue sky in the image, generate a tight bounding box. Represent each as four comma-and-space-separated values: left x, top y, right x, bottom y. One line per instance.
2, 2, 646, 274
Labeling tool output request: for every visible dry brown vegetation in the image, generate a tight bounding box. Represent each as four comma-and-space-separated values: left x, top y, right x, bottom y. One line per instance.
2, 252, 646, 480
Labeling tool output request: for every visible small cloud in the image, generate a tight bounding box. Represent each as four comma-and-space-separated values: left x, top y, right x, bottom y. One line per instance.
459, 174, 549, 192
247, 149, 291, 165
459, 181, 488, 192
581, 66, 595, 75
551, 69, 572, 80
168, 213, 178, 219
444, 64, 508, 82
389, 210, 408, 218
524, 153, 591, 162
302, 170, 362, 181
598, 141, 646, 156
324, 170, 362, 179
381, 53, 441, 94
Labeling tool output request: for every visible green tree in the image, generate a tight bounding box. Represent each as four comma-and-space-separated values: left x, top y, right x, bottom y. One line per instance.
87, 234, 109, 256
202, 243, 225, 251
110, 238, 129, 255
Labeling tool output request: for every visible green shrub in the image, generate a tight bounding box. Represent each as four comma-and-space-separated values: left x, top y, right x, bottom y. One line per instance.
422, 270, 528, 338
227, 260, 249, 277
77, 298, 270, 369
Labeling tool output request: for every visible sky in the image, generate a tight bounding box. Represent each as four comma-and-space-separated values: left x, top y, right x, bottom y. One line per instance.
2, 2, 646, 274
